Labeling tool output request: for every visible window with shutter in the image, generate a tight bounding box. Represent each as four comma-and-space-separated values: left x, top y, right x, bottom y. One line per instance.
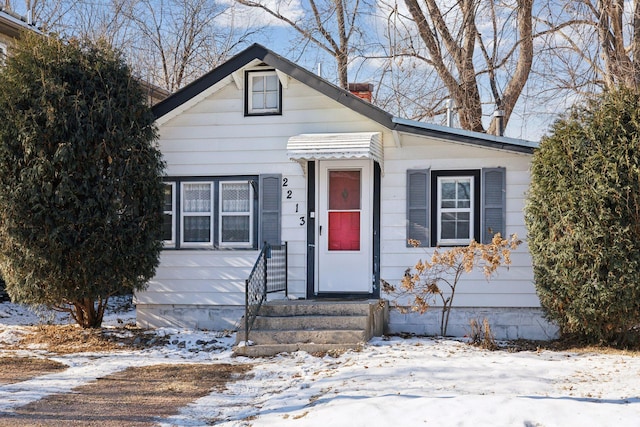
162, 176, 262, 249
407, 168, 503, 247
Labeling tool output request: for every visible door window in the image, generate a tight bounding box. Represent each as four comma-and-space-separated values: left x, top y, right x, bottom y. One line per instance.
328, 170, 361, 251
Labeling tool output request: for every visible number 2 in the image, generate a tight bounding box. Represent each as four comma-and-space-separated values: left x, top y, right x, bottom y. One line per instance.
282, 177, 288, 187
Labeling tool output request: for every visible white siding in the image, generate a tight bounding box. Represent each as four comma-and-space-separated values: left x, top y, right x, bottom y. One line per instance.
139, 65, 539, 326
379, 134, 538, 308
138, 74, 385, 309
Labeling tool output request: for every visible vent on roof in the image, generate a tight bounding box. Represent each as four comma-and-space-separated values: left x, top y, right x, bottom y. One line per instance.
493, 109, 505, 136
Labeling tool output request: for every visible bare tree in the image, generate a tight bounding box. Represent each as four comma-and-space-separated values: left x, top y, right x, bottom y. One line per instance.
537, 1, 640, 94
234, 0, 372, 89
3, 0, 70, 30
385, 0, 534, 134
361, 4, 456, 126
124, 0, 252, 91
26, 0, 258, 92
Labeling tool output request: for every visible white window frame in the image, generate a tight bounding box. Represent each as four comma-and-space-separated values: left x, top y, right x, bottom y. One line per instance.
247, 70, 281, 114
219, 181, 253, 248
436, 175, 474, 246
163, 182, 176, 248
180, 181, 214, 248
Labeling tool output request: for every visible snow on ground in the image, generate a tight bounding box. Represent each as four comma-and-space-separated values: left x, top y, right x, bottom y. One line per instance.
1, 299, 640, 426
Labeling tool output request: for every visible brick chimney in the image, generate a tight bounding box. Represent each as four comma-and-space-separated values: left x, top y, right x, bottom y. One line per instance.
348, 83, 374, 102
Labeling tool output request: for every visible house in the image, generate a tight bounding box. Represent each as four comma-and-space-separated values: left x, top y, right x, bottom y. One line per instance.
135, 43, 558, 341
0, 7, 40, 60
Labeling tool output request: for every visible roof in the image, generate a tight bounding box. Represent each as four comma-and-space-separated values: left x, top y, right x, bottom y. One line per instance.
0, 8, 40, 39
152, 43, 538, 154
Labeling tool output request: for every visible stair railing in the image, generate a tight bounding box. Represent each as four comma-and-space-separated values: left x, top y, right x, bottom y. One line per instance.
243, 242, 287, 343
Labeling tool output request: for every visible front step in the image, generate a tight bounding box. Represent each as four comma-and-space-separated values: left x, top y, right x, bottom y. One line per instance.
252, 314, 370, 331
258, 301, 373, 317
234, 342, 364, 358
248, 329, 367, 345
234, 300, 388, 357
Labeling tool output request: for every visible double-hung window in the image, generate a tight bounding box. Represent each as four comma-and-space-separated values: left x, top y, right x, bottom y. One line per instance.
245, 70, 281, 115
163, 182, 176, 246
437, 176, 473, 245
219, 181, 253, 247
163, 175, 280, 250
181, 182, 214, 246
407, 169, 503, 247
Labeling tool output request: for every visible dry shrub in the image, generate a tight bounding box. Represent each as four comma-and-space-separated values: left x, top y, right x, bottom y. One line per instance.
384, 233, 521, 336
469, 318, 498, 351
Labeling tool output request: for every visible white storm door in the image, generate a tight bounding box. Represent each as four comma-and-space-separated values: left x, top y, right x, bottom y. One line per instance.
316, 160, 372, 293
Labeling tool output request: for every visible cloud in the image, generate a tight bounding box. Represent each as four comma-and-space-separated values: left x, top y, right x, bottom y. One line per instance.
218, 0, 304, 28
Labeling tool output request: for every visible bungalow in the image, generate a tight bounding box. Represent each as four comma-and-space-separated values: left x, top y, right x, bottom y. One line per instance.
135, 43, 558, 341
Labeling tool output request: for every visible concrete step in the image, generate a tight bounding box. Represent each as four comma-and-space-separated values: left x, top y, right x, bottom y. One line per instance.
248, 329, 367, 345
233, 300, 389, 357
259, 301, 375, 317
234, 342, 364, 358
253, 314, 369, 331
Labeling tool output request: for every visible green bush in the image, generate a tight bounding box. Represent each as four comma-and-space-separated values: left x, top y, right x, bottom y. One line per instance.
0, 33, 165, 328
525, 87, 640, 346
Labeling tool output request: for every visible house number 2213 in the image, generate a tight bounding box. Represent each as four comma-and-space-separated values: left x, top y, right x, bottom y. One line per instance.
283, 177, 305, 226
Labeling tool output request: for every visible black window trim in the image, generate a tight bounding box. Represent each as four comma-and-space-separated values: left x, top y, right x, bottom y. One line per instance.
430, 170, 481, 247
163, 175, 259, 250
244, 69, 283, 116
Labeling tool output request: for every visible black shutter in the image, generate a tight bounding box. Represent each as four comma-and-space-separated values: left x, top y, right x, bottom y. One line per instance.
482, 167, 506, 243
406, 169, 430, 247
259, 174, 282, 247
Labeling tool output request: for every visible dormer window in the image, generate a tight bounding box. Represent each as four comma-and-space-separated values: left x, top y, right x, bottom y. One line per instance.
245, 70, 281, 116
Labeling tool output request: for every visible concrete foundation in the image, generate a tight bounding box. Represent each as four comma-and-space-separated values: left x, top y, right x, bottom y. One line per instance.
136, 304, 244, 331
137, 301, 558, 342
387, 307, 559, 341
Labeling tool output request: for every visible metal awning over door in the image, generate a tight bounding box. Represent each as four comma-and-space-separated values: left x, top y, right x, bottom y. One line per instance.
287, 132, 383, 173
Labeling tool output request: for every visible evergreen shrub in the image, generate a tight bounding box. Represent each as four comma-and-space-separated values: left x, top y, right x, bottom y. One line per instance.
0, 33, 165, 327
526, 87, 640, 345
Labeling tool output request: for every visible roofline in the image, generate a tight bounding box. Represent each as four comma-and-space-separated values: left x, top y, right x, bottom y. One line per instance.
152, 43, 395, 126
0, 8, 41, 36
391, 118, 538, 154
153, 43, 537, 155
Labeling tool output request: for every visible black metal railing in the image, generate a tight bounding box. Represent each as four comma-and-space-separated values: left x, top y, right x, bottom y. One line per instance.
243, 242, 287, 343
